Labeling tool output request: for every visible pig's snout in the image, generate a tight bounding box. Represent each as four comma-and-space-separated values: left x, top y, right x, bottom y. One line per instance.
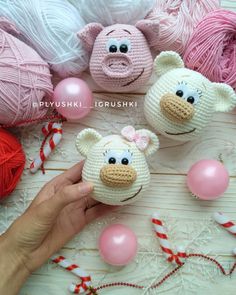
102, 54, 133, 78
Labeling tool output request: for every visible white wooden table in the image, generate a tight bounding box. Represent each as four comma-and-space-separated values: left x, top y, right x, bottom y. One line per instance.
0, 1, 236, 294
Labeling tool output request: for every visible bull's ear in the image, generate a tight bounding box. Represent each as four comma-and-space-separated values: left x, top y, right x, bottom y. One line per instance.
76, 128, 102, 157
212, 83, 236, 112
77, 23, 104, 52
154, 51, 185, 76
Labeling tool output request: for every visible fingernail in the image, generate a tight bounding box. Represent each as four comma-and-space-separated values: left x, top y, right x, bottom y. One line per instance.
78, 182, 93, 195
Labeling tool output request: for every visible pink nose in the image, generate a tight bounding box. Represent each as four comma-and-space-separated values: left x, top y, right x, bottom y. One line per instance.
102, 54, 133, 78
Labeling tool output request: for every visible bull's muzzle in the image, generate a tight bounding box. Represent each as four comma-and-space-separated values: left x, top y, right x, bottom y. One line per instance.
100, 164, 137, 187
160, 94, 195, 123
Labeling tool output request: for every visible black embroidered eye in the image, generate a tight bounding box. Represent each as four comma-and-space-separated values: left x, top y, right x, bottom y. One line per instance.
121, 158, 129, 165
120, 44, 128, 53
109, 45, 117, 53
187, 96, 195, 104
108, 157, 116, 164
176, 90, 184, 97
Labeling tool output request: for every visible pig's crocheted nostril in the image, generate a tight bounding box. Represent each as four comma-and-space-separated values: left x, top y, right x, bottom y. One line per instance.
108, 61, 129, 70
102, 56, 133, 78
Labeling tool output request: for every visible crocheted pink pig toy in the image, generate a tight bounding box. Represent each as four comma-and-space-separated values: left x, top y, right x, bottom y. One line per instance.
78, 22, 156, 92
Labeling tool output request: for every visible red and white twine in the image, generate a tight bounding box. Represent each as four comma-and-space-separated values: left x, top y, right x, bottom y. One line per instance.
51, 255, 93, 294
214, 212, 236, 255
152, 212, 186, 266
51, 212, 236, 294
30, 121, 63, 173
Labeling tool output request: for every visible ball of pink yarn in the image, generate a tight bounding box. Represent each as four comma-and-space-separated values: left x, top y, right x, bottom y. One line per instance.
184, 9, 236, 90
144, 0, 219, 54
0, 18, 53, 125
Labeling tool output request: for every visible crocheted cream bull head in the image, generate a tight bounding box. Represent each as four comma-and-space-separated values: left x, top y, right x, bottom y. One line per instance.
144, 51, 236, 141
76, 126, 159, 205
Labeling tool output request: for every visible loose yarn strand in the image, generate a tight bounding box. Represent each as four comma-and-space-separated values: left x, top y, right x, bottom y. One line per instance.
92, 255, 236, 293
0, 114, 66, 129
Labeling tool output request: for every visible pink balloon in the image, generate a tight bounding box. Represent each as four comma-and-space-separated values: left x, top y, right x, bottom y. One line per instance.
53, 78, 93, 120
187, 159, 229, 200
99, 224, 137, 266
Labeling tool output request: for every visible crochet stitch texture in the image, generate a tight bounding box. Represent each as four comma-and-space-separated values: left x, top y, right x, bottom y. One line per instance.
144, 51, 236, 142
75, 127, 159, 205
78, 23, 154, 92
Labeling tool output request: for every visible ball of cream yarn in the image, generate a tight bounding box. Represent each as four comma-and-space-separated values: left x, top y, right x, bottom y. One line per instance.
70, 0, 155, 25
0, 0, 89, 77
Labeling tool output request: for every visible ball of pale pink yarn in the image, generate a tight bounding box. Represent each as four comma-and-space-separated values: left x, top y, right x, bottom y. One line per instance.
144, 0, 219, 54
0, 19, 53, 125
184, 9, 236, 90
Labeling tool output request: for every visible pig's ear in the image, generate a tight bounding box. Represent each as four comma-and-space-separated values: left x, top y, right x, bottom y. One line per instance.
212, 83, 236, 112
77, 23, 104, 52
154, 51, 185, 76
135, 19, 159, 47
76, 128, 102, 157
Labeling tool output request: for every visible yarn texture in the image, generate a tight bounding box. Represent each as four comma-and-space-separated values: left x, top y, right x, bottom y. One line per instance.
142, 0, 220, 54
144, 51, 236, 142
76, 127, 159, 205
0, 128, 26, 199
0, 18, 53, 125
71, 0, 155, 26
100, 164, 137, 187
184, 9, 236, 90
0, 0, 89, 77
78, 23, 154, 92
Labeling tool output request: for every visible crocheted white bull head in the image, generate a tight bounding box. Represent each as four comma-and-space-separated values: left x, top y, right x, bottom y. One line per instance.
144, 51, 236, 141
76, 126, 159, 205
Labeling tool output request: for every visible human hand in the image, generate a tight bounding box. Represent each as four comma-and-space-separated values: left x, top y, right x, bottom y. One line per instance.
0, 161, 113, 294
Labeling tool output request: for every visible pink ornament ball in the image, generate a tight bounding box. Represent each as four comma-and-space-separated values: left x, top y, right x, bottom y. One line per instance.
53, 78, 93, 120
99, 224, 137, 266
187, 160, 229, 201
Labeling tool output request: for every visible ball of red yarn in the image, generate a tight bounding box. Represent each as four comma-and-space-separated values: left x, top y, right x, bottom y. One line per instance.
0, 128, 26, 199
184, 9, 236, 90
